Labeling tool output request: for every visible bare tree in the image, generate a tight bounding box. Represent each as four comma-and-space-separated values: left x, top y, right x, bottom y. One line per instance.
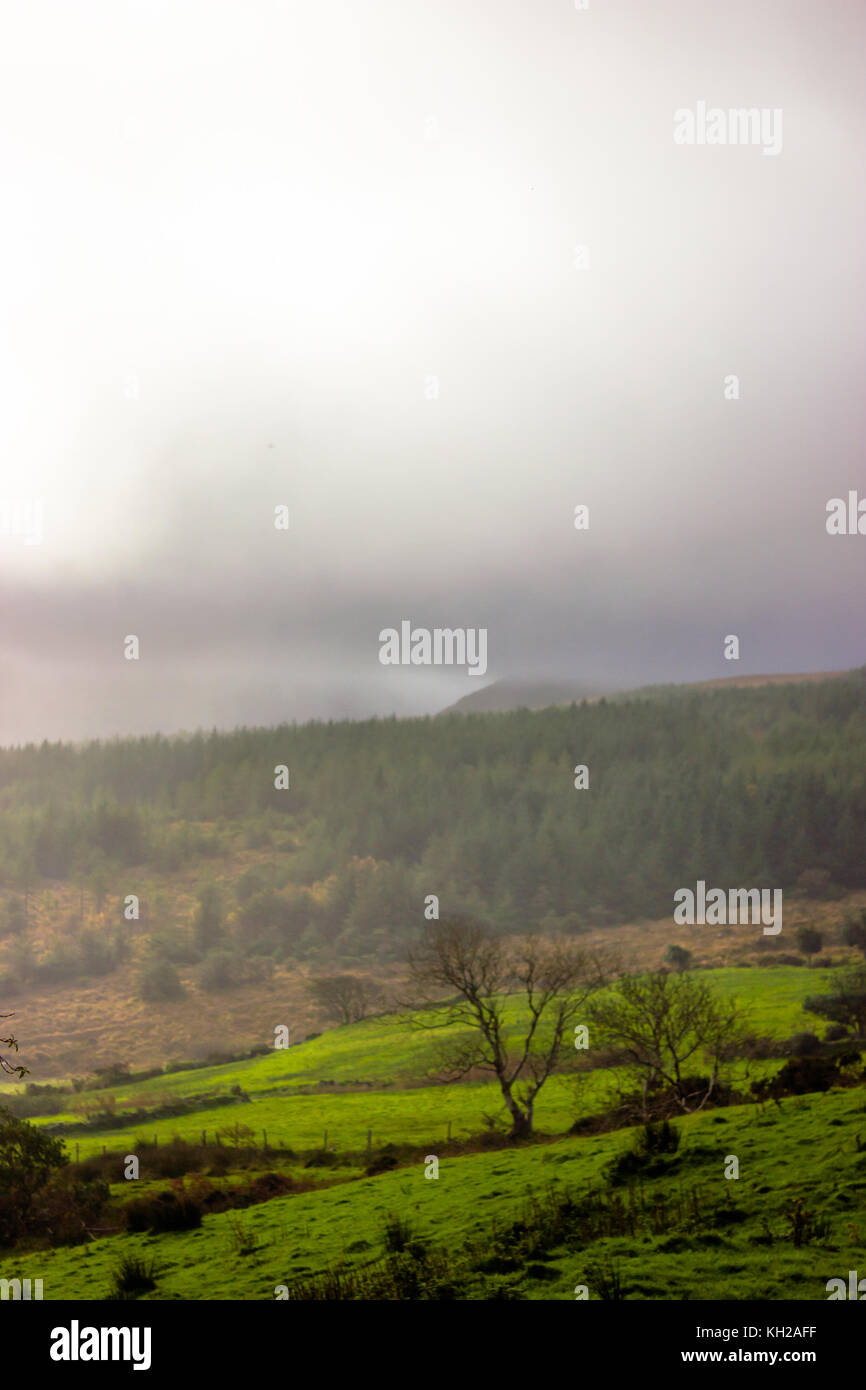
1, 1013, 27, 1080
587, 969, 744, 1119
406, 917, 613, 1139
307, 974, 384, 1025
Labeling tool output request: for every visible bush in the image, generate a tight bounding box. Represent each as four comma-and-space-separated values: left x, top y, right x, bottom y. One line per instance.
0, 1106, 69, 1246
663, 945, 692, 972
382, 1213, 415, 1253
237, 889, 307, 947
737, 1032, 781, 1060
235, 866, 270, 902
796, 927, 823, 960
199, 951, 235, 992
109, 1255, 157, 1300
841, 912, 866, 958
124, 1188, 202, 1233
774, 1055, 840, 1095
3, 1086, 69, 1120
305, 1150, 337, 1169
585, 1258, 625, 1300
137, 960, 186, 1002
199, 951, 273, 992
806, 966, 866, 1036
640, 1119, 681, 1155
226, 1212, 258, 1256
193, 884, 224, 951
206, 1148, 233, 1176
31, 1175, 111, 1246
607, 1120, 681, 1183
148, 932, 201, 966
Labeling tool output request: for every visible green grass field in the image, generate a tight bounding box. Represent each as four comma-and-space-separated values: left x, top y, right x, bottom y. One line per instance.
18, 967, 832, 1160
4, 1085, 863, 1300
2, 965, 861, 1301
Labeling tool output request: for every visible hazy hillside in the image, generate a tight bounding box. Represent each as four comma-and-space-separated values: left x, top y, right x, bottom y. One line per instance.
1, 668, 866, 1076
441, 668, 852, 715
441, 678, 616, 714
1, 670, 865, 977
2, 675, 865, 1305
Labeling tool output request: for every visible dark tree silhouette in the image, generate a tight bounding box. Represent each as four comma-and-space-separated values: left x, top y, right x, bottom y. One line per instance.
306, 974, 384, 1025
841, 910, 866, 959
796, 926, 823, 964
664, 945, 693, 972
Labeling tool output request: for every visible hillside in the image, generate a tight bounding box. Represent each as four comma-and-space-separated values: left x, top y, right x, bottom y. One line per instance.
3, 889, 863, 1079
6, 1088, 864, 1301
2, 670, 866, 1073
442, 668, 852, 716
441, 678, 616, 714
2, 972, 864, 1301
7, 966, 835, 1149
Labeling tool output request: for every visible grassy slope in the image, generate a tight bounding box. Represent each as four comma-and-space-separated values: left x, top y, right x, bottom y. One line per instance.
18, 968, 833, 1160
5, 872, 859, 1080
5, 1085, 864, 1301
2, 965, 861, 1301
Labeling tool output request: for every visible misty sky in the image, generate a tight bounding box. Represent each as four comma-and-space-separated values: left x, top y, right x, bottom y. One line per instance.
1, 0, 865, 744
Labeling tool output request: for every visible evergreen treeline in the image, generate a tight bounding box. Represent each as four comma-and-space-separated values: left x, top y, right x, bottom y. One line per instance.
0, 671, 864, 961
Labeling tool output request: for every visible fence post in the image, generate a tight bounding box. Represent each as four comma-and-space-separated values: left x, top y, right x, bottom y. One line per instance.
75, 1142, 79, 1164
102, 1145, 106, 1157
202, 1130, 206, 1147
447, 1121, 452, 1141
366, 1128, 372, 1160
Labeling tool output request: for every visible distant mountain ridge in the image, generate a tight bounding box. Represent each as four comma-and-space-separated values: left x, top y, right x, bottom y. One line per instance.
439, 668, 852, 715
441, 679, 616, 714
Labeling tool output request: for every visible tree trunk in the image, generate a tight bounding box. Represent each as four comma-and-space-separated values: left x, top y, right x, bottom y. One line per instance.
500, 1081, 532, 1139
508, 1110, 532, 1140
